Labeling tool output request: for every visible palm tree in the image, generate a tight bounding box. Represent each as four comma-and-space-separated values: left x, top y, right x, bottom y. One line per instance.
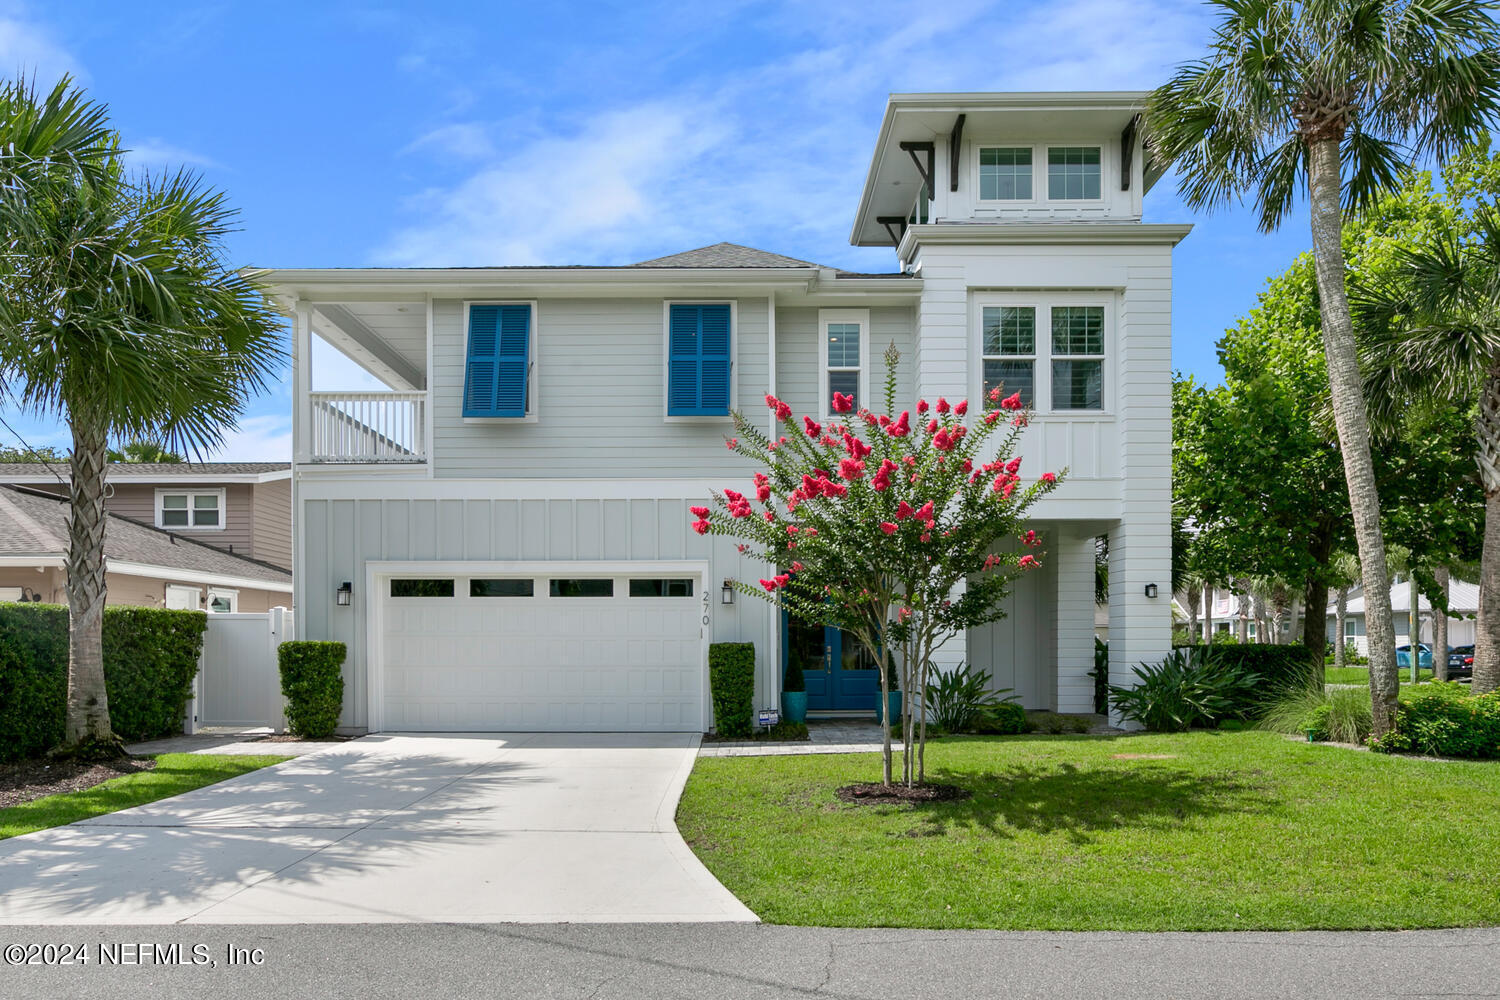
0, 79, 282, 755
1144, 0, 1500, 733
108, 439, 185, 463
1329, 551, 1361, 672
1356, 208, 1500, 694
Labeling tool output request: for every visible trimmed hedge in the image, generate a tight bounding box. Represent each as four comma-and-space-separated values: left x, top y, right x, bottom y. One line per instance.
278, 641, 346, 739
709, 642, 756, 738
1370, 687, 1500, 759
0, 602, 207, 760
1174, 644, 1317, 690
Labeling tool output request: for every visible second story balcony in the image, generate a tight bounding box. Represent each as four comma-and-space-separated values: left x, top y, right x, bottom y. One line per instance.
308, 391, 426, 463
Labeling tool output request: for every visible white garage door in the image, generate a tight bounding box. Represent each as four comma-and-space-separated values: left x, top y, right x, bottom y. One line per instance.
378, 570, 704, 732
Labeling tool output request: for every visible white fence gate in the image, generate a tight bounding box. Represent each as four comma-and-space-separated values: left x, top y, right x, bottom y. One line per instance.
188, 607, 294, 733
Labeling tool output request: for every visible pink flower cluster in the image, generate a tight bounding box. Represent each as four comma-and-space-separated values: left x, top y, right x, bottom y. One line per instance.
765, 394, 792, 420
1019, 554, 1039, 570
831, 391, 854, 413
689, 505, 711, 535
759, 573, 792, 592
872, 458, 897, 492
723, 489, 754, 518
1023, 529, 1040, 547
754, 472, 771, 502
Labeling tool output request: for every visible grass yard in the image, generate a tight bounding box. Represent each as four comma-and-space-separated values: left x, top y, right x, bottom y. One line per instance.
677, 731, 1500, 930
0, 754, 289, 840
1325, 665, 1434, 685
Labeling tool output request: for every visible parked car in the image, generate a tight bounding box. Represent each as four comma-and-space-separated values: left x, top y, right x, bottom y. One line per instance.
1447, 645, 1474, 679
1396, 644, 1433, 669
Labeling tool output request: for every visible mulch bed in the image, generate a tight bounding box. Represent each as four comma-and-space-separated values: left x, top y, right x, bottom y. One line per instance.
835, 781, 971, 805
256, 734, 357, 743
0, 757, 156, 809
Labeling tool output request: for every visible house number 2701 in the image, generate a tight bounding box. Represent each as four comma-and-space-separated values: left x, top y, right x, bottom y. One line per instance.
701, 590, 711, 627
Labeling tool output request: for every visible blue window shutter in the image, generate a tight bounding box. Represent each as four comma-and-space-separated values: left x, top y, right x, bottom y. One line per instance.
667, 304, 731, 416
463, 305, 530, 417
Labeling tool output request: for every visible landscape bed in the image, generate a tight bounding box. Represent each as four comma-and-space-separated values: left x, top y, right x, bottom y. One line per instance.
677, 730, 1500, 930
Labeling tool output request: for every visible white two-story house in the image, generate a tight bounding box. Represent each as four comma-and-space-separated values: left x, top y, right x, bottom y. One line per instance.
257, 91, 1187, 733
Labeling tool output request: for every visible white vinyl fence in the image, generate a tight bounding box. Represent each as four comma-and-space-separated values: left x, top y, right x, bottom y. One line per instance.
186, 607, 294, 733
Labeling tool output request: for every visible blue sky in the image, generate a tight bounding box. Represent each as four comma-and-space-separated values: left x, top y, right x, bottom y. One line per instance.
1, 0, 1316, 461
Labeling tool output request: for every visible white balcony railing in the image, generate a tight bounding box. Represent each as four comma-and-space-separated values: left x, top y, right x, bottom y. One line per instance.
308, 391, 426, 463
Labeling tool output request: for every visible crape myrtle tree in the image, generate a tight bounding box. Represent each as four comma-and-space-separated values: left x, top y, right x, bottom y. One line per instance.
688, 347, 1060, 788
1146, 0, 1500, 736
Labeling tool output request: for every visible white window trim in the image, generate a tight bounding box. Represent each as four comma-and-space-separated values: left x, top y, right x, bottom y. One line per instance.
155, 488, 226, 532
971, 292, 1115, 417
206, 587, 239, 613
972, 141, 1110, 206
1049, 303, 1109, 413
818, 308, 870, 418
662, 300, 738, 423
460, 300, 540, 424
977, 300, 1041, 412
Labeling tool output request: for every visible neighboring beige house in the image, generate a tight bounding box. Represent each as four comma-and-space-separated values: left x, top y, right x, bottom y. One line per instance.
0, 462, 291, 612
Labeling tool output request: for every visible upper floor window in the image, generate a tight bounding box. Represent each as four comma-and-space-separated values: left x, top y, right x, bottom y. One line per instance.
979, 147, 1033, 200
975, 296, 1110, 413
981, 306, 1035, 407
1050, 306, 1105, 410
819, 309, 870, 416
1047, 146, 1102, 200
463, 302, 534, 419
666, 303, 732, 417
157, 489, 223, 530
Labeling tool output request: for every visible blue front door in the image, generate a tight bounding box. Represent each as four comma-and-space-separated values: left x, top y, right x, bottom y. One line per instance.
785, 612, 879, 711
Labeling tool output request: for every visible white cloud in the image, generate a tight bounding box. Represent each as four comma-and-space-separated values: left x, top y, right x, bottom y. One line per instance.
121, 138, 219, 170
378, 0, 1211, 270
205, 414, 292, 463
0, 11, 83, 86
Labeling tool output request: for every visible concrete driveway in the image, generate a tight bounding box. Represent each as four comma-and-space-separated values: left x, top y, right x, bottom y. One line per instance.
0, 733, 756, 924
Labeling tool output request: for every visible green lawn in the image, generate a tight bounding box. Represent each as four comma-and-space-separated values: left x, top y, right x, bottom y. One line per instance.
678, 731, 1500, 930
1325, 665, 1434, 684
0, 754, 289, 840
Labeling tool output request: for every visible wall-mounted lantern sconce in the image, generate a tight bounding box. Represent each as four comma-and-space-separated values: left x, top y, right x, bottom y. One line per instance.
1144, 583, 1159, 599
336, 581, 353, 607
721, 579, 735, 605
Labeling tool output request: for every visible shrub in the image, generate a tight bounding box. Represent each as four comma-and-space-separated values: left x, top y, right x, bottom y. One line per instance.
923, 663, 1016, 733
278, 641, 346, 739
765, 721, 808, 741
1025, 710, 1092, 734
1260, 682, 1373, 744
1091, 637, 1109, 714
1174, 644, 1315, 692
783, 648, 805, 693
0, 602, 207, 759
970, 701, 1028, 734
709, 642, 756, 738
1110, 647, 1260, 732
1370, 687, 1500, 758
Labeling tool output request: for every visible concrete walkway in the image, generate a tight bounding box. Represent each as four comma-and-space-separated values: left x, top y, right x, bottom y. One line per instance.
126, 728, 348, 757
0, 733, 755, 925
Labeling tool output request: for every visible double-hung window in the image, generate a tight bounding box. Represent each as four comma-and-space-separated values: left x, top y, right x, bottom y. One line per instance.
980, 305, 1036, 407
1050, 306, 1105, 410
156, 489, 223, 530
666, 303, 733, 417
819, 309, 869, 416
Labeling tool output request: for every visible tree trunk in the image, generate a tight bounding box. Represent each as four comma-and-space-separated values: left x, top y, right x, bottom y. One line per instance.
1303, 576, 1328, 685
1433, 566, 1450, 684
1202, 584, 1213, 642
1236, 589, 1248, 642
1335, 588, 1349, 671
1408, 574, 1421, 684
1306, 136, 1398, 734
62, 417, 118, 754
1473, 363, 1500, 694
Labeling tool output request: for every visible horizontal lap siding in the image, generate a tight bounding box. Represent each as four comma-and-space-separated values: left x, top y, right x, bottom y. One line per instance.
776, 306, 915, 417
300, 491, 780, 730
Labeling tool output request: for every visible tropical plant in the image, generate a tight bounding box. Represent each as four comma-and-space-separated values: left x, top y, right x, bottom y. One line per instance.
922, 663, 1016, 733
107, 439, 184, 463
690, 348, 1059, 786
0, 78, 282, 756
1145, 0, 1500, 735
1108, 647, 1260, 732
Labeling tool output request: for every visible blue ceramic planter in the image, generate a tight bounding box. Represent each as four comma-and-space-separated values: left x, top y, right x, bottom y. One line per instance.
781, 690, 808, 724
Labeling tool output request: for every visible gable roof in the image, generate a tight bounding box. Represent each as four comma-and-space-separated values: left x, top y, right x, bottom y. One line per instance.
0, 486, 292, 589
1329, 579, 1480, 616
632, 243, 824, 269
0, 462, 289, 484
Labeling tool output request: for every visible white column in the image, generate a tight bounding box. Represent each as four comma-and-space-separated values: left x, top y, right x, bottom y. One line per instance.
1055, 530, 1097, 714
293, 299, 313, 465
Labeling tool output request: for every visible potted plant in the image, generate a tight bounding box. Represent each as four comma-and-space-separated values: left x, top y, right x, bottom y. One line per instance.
874, 653, 901, 725
781, 650, 808, 724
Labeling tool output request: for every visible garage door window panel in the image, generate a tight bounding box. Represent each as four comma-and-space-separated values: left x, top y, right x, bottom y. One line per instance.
390, 579, 455, 597
470, 578, 535, 597
629, 578, 694, 597
550, 578, 614, 598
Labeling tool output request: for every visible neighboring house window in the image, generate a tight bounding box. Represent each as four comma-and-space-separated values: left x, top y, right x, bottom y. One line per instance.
1246, 622, 1257, 639
1214, 621, 1230, 634
463, 303, 533, 418
156, 489, 224, 530
1344, 619, 1365, 638
981, 305, 1036, 407
666, 303, 732, 417
207, 588, 238, 613
819, 309, 870, 416
1050, 306, 1105, 410
978, 147, 1033, 200
1047, 146, 1101, 200
165, 584, 201, 610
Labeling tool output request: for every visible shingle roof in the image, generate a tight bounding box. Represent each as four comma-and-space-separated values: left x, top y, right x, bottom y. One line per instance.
0, 486, 292, 586
0, 462, 288, 481
1330, 579, 1480, 616
632, 243, 824, 269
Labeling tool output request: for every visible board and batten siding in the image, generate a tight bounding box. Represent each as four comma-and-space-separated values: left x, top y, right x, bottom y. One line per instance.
299, 490, 781, 730
966, 542, 1059, 710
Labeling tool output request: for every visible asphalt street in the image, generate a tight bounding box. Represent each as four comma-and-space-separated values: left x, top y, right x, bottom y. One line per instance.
0, 923, 1496, 1000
